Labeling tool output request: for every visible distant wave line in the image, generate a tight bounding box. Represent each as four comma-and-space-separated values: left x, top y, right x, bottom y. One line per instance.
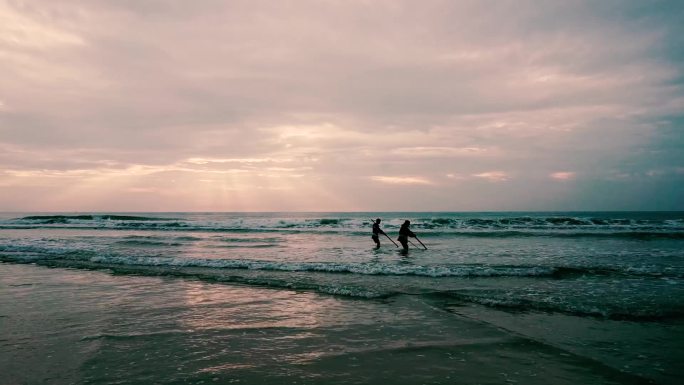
1, 223, 682, 240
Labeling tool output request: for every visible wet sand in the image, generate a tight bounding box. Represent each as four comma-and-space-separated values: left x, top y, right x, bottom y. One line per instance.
0, 263, 660, 385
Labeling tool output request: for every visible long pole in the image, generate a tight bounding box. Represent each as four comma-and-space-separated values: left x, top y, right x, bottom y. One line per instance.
414, 236, 428, 250
385, 233, 399, 247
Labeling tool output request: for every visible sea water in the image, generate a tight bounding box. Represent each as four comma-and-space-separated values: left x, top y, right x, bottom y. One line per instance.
1, 212, 683, 384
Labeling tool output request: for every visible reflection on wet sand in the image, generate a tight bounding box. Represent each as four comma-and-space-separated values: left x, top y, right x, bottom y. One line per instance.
180, 283, 328, 331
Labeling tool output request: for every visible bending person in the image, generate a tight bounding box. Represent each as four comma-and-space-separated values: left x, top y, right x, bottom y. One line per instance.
397, 220, 416, 251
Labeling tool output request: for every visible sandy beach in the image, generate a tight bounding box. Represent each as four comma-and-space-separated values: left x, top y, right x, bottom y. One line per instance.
2, 262, 672, 385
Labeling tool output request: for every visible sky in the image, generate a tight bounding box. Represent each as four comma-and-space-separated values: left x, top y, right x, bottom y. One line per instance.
1, 0, 683, 212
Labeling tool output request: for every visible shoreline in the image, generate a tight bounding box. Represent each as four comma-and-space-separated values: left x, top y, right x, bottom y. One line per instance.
2, 262, 674, 384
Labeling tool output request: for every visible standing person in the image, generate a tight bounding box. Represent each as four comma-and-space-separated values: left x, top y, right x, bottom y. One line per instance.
397, 220, 416, 251
371, 218, 386, 248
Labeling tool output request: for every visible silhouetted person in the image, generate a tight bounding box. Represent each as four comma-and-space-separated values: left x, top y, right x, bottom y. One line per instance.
397, 220, 416, 251
372, 218, 386, 248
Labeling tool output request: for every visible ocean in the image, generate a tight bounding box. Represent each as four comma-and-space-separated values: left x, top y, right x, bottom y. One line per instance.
1, 212, 683, 384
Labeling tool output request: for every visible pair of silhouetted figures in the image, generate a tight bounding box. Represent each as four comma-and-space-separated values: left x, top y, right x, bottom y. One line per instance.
372, 219, 425, 251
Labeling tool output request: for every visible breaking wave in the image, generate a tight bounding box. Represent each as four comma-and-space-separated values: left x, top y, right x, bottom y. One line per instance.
2, 253, 681, 320
431, 291, 684, 322
16, 215, 177, 224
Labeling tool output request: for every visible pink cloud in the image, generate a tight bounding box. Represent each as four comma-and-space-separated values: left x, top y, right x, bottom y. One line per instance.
550, 171, 577, 181
370, 176, 432, 185
472, 171, 509, 182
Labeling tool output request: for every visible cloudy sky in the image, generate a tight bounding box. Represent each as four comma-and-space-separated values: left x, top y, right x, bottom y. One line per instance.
1, 0, 683, 211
